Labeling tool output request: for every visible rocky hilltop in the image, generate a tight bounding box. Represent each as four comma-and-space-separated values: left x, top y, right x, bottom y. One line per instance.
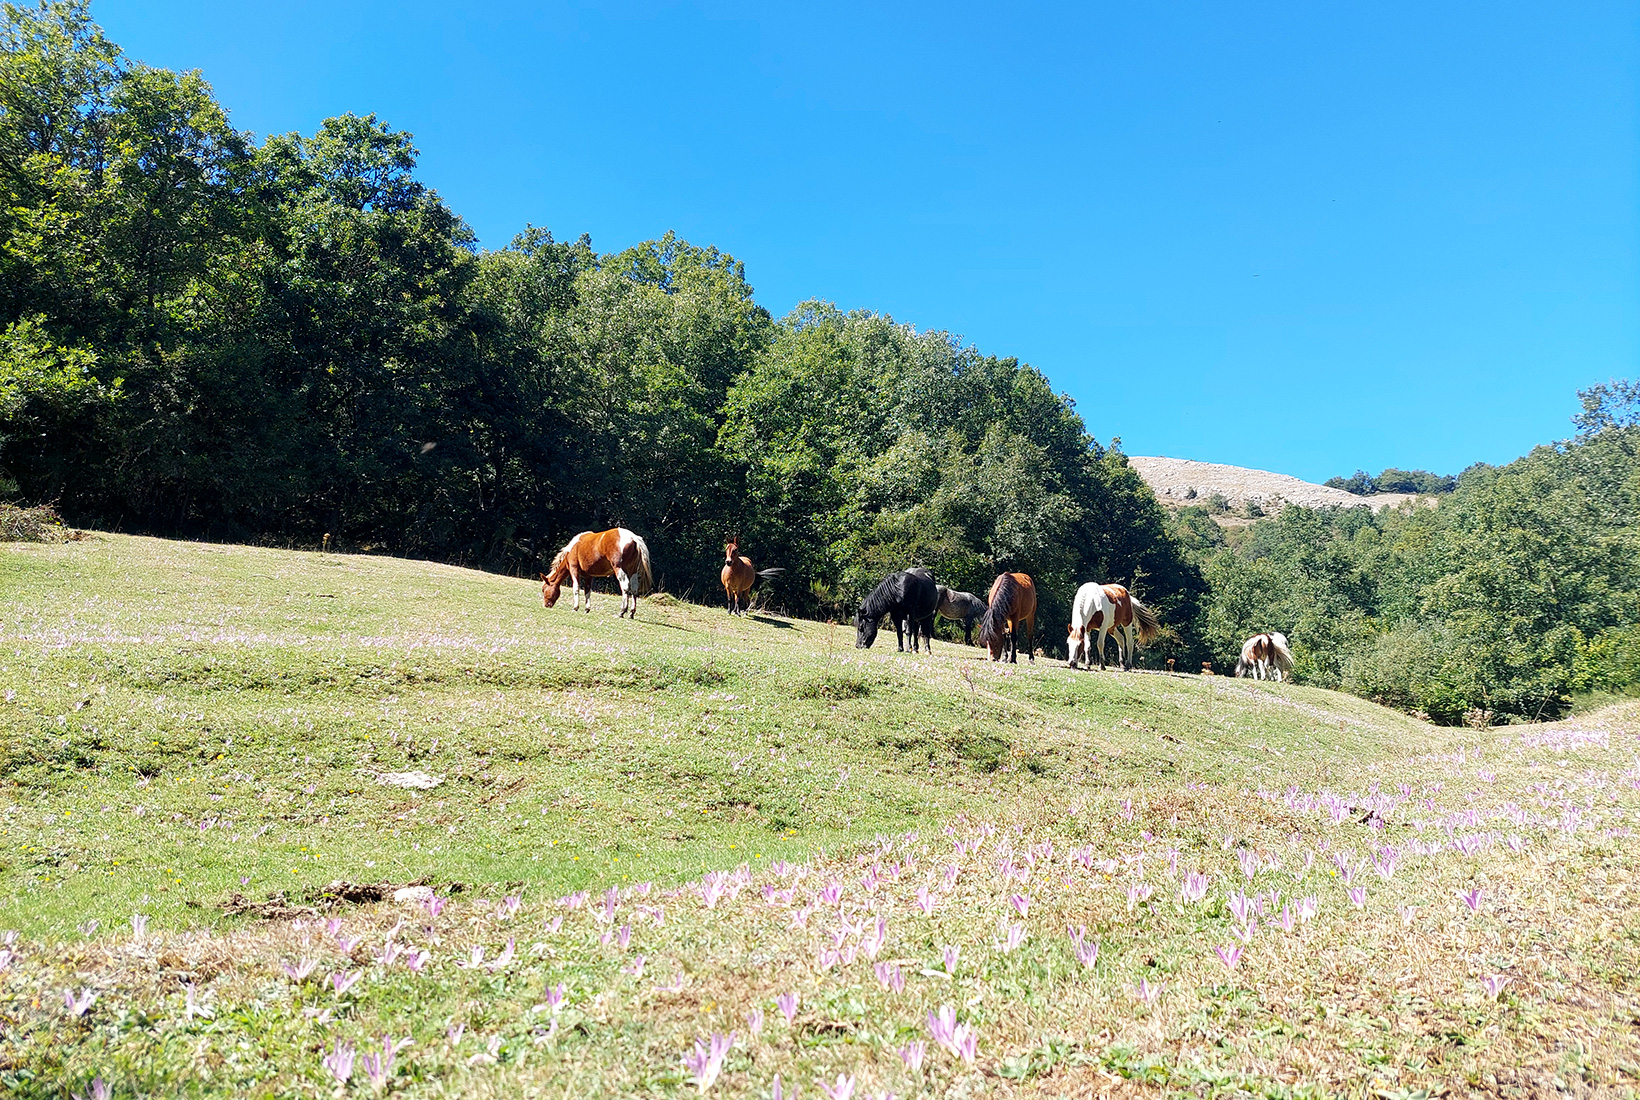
1129, 456, 1420, 513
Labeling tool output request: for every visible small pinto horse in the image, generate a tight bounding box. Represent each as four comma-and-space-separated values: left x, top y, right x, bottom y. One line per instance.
1066, 582, 1161, 671
978, 572, 1036, 663
720, 536, 784, 616
854, 567, 939, 652
540, 528, 653, 619
1235, 632, 1294, 681
935, 585, 986, 645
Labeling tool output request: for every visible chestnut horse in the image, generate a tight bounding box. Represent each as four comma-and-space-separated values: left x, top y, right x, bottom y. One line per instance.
1066, 582, 1161, 671
978, 572, 1036, 663
720, 536, 784, 616
1235, 632, 1294, 681
540, 528, 653, 618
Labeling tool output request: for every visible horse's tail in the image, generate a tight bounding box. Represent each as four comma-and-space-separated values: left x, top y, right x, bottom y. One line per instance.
1234, 657, 1251, 678
978, 573, 1018, 648
756, 567, 785, 579
1131, 597, 1161, 645
1269, 631, 1295, 673
632, 534, 653, 595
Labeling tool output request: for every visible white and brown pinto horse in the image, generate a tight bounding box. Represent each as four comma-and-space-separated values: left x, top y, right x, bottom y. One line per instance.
720, 536, 783, 616
1235, 632, 1294, 681
1066, 582, 1160, 671
540, 528, 653, 618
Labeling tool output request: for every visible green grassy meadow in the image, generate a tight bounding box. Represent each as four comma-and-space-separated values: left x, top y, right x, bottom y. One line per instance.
2, 535, 1638, 1098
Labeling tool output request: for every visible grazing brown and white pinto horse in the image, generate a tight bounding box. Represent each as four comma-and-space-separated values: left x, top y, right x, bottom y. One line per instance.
1066, 582, 1161, 671
978, 572, 1037, 663
1235, 632, 1294, 681
720, 536, 784, 616
540, 528, 653, 618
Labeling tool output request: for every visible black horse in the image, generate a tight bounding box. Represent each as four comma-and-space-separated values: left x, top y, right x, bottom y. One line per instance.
935, 585, 986, 645
854, 567, 939, 652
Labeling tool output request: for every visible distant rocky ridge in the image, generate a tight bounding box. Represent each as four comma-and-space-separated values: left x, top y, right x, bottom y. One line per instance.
1128, 456, 1420, 513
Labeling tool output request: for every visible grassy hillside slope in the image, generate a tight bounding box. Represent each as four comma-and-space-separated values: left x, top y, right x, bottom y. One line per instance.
2, 535, 1637, 1097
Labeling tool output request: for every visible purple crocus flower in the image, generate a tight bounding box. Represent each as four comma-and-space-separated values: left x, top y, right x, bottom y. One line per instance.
1010, 894, 1031, 918
1237, 849, 1259, 880
322, 1039, 356, 1084
1215, 944, 1243, 971
1458, 887, 1483, 912
545, 982, 567, 1013
927, 1004, 958, 1051
777, 991, 799, 1024
359, 1035, 411, 1089
69, 1078, 111, 1100
1000, 923, 1026, 954
818, 1073, 855, 1100
330, 970, 360, 996
942, 945, 960, 974
682, 1031, 735, 1093
1179, 873, 1208, 904
900, 1039, 926, 1070
447, 1022, 465, 1046
1482, 973, 1510, 998
1347, 886, 1367, 909
1135, 977, 1162, 1005
282, 958, 317, 982
953, 1023, 978, 1064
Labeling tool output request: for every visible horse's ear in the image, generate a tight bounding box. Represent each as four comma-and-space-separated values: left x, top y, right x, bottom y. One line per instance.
539, 572, 547, 581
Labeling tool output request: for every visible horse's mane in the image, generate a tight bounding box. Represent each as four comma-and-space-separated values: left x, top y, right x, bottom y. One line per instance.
858, 573, 902, 621
978, 573, 1020, 648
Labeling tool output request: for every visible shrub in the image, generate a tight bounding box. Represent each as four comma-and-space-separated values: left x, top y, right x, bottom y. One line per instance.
0, 502, 69, 542
794, 669, 872, 700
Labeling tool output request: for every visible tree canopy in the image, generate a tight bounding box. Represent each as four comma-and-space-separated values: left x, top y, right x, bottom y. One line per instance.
0, 1, 1205, 654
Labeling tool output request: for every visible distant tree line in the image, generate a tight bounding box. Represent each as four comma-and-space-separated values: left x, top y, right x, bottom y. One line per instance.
1182, 384, 1640, 723
1324, 468, 1458, 496
0, 2, 1206, 656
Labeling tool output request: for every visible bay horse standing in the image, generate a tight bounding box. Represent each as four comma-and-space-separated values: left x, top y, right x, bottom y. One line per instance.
1066, 582, 1161, 671
1235, 632, 1294, 681
935, 585, 986, 645
854, 567, 939, 652
720, 536, 784, 616
978, 572, 1036, 663
540, 528, 653, 619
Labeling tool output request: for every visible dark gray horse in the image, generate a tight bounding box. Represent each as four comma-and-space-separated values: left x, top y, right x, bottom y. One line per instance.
854, 567, 939, 652
934, 584, 986, 645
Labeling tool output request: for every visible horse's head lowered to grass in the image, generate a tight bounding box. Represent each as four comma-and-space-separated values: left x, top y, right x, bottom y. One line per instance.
540, 553, 570, 608
854, 602, 882, 648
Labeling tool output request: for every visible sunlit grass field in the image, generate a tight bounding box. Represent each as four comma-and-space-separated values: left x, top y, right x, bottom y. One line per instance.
2, 534, 1637, 1098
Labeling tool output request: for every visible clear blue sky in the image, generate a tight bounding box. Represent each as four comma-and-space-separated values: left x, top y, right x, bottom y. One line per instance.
98, 1, 1638, 482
